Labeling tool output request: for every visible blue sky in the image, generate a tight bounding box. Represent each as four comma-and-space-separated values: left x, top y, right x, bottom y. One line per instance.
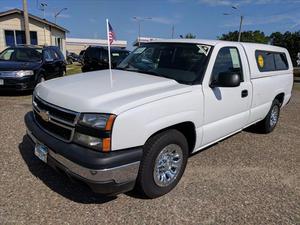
1, 0, 300, 48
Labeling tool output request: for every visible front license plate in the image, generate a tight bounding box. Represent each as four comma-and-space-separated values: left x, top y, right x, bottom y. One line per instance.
34, 143, 48, 163
0, 79, 3, 85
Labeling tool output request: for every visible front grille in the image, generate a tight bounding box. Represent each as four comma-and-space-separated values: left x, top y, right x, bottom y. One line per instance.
33, 96, 79, 142
34, 97, 77, 124
34, 111, 73, 141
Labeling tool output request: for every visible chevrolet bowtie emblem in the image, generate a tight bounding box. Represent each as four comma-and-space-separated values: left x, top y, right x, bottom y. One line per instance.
40, 110, 50, 122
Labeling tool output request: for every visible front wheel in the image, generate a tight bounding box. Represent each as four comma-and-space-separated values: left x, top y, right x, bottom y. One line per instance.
136, 129, 188, 198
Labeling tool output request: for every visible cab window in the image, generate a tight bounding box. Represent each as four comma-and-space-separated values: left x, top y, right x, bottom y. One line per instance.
44, 49, 54, 61
211, 47, 243, 83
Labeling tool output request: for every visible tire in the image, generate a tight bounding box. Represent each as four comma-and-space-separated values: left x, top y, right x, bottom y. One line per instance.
256, 99, 281, 134
81, 67, 88, 73
136, 129, 189, 198
59, 70, 65, 77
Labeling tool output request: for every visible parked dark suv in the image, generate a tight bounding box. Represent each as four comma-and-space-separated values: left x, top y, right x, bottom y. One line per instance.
81, 46, 129, 72
0, 45, 66, 91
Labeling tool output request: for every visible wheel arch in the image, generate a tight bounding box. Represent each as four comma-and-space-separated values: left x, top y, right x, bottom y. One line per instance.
274, 92, 285, 106
145, 121, 197, 154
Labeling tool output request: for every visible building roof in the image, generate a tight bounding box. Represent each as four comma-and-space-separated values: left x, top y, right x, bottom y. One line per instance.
0, 8, 69, 32
138, 38, 284, 50
66, 38, 127, 48
133, 37, 162, 46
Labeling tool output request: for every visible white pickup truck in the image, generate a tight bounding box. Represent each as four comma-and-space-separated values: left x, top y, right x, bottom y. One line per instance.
25, 39, 293, 198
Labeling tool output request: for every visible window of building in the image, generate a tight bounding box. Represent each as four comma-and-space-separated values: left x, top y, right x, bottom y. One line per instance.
30, 31, 38, 45
4, 30, 15, 46
16, 31, 26, 45
4, 30, 38, 46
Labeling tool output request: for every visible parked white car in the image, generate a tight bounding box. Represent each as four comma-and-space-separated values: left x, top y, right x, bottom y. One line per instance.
25, 39, 293, 198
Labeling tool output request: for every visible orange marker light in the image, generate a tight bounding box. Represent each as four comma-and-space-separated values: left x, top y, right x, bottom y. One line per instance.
105, 115, 116, 131
102, 138, 111, 152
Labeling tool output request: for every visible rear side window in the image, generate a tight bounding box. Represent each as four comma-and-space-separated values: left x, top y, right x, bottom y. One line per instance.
49, 49, 59, 60
85, 47, 100, 59
211, 47, 244, 82
274, 53, 288, 70
255, 51, 288, 72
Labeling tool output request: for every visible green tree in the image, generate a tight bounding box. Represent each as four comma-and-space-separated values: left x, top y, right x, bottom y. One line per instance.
219, 30, 269, 43
219, 30, 300, 66
270, 31, 300, 66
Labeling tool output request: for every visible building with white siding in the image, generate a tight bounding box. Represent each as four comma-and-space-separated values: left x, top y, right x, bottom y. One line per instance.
66, 38, 127, 54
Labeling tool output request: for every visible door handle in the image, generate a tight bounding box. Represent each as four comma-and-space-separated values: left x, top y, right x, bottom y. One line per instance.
241, 90, 248, 98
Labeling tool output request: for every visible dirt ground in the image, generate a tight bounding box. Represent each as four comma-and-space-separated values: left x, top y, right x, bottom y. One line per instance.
0, 89, 299, 225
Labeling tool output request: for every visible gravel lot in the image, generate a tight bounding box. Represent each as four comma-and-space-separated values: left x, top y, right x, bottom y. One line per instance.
0, 89, 299, 225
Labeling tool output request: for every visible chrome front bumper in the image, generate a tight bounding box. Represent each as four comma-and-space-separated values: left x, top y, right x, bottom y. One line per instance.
27, 130, 140, 184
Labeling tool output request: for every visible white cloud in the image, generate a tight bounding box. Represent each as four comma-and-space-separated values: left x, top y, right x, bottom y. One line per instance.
198, 0, 300, 6
56, 13, 70, 18
131, 16, 179, 25
2, 6, 15, 10
223, 12, 300, 28
89, 18, 96, 23
44, 12, 71, 19
151, 17, 176, 25
167, 0, 186, 3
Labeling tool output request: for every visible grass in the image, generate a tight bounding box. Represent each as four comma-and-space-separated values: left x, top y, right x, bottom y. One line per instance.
66, 63, 82, 76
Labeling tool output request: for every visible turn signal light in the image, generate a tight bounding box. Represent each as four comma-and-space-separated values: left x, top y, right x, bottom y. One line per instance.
102, 138, 111, 152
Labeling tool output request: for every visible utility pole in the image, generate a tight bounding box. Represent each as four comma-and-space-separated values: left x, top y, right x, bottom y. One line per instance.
39, 3, 47, 45
238, 15, 243, 42
23, 0, 30, 45
171, 25, 175, 39
133, 17, 152, 46
223, 5, 244, 42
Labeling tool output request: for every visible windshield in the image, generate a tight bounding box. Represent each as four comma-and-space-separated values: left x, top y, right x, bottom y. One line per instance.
0, 48, 42, 62
116, 43, 212, 84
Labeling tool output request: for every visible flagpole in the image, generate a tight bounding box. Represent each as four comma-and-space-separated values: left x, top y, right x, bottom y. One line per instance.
106, 18, 113, 88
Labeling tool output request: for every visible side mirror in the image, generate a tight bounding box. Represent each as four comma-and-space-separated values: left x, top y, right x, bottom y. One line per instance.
210, 72, 241, 88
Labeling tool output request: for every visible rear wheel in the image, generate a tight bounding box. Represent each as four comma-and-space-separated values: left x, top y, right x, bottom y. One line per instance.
67, 58, 73, 64
256, 99, 281, 133
136, 129, 188, 198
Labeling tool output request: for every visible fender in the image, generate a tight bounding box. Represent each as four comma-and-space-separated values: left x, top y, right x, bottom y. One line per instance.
111, 88, 204, 151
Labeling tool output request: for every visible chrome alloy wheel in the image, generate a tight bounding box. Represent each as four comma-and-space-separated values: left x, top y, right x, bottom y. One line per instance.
270, 105, 279, 128
153, 144, 183, 187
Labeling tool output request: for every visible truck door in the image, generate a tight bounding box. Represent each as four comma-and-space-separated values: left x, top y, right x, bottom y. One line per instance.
201, 44, 251, 146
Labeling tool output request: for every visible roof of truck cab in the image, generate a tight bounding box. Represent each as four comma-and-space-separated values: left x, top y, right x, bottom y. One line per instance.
147, 39, 287, 51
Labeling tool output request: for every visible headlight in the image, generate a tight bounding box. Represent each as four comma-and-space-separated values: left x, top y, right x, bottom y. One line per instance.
74, 113, 116, 152
78, 113, 116, 130
73, 133, 102, 151
16, 70, 34, 77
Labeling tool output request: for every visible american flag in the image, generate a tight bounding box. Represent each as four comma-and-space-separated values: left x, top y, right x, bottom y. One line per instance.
108, 22, 116, 45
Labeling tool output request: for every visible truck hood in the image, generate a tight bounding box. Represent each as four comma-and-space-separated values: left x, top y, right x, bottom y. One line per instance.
35, 69, 192, 114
